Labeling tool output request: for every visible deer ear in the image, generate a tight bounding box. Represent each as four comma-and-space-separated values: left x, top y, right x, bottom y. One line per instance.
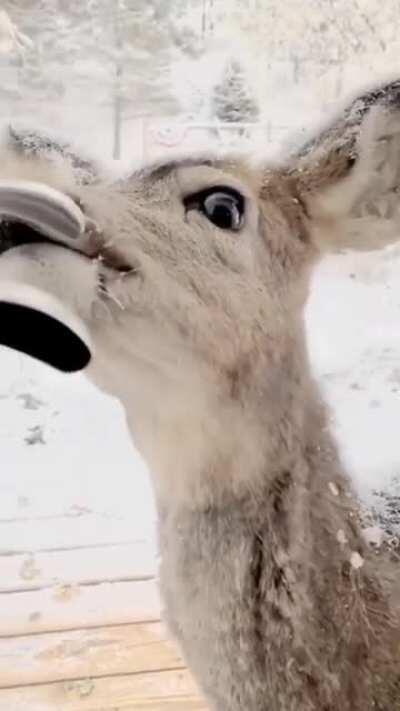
293, 81, 400, 253
7, 126, 98, 186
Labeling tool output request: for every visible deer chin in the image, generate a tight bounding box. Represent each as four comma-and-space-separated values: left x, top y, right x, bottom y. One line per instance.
0, 242, 99, 372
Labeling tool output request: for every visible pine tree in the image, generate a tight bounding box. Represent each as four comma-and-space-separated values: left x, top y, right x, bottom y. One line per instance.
211, 59, 259, 127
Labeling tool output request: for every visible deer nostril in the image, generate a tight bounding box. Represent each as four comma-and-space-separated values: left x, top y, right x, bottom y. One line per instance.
98, 247, 136, 273
98, 253, 141, 283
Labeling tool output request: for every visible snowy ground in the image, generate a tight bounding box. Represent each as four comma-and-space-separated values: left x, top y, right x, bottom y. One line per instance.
0, 243, 400, 558
309, 246, 400, 533
0, 350, 157, 557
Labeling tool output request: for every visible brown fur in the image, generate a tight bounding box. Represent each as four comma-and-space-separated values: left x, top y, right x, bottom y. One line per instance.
3, 81, 400, 710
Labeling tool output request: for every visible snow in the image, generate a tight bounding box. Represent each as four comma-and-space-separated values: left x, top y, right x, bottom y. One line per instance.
350, 551, 365, 569
0, 242, 399, 557
0, 348, 157, 554
308, 246, 400, 531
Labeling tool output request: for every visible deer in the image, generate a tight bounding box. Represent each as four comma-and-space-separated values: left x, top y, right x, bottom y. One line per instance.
0, 80, 400, 710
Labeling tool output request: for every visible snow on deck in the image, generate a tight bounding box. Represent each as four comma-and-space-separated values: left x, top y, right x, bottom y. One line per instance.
0, 353, 204, 709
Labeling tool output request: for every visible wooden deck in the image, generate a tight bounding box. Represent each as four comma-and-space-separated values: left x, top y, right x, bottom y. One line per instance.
0, 352, 209, 710
0, 351, 211, 710
0, 541, 206, 710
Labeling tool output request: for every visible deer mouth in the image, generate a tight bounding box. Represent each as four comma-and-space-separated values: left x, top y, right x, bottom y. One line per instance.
0, 181, 138, 373
0, 180, 132, 273
0, 219, 66, 256
0, 182, 98, 373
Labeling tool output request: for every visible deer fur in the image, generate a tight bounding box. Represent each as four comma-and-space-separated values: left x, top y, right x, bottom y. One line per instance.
3, 81, 400, 710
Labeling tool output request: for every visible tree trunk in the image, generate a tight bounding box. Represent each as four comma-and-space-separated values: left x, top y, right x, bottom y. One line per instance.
112, 2, 123, 161
113, 71, 122, 160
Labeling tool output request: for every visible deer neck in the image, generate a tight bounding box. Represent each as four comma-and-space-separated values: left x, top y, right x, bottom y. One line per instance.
123, 344, 325, 514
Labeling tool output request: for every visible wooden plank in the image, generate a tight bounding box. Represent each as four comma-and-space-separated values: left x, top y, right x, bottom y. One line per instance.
0, 669, 206, 711
0, 542, 157, 593
0, 490, 123, 522
0, 623, 183, 687
0, 515, 151, 554
0, 473, 152, 522
0, 580, 160, 637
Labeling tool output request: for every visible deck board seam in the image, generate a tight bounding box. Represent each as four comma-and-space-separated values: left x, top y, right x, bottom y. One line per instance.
0, 666, 187, 692
0, 575, 156, 595
0, 617, 163, 640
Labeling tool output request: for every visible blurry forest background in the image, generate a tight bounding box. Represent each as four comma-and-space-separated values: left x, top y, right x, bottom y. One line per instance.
1, 1, 400, 166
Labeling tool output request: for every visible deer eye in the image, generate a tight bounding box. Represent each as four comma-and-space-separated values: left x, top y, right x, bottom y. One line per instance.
184, 187, 245, 231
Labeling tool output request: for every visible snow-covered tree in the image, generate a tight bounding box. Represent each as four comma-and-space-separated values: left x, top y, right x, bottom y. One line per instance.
204, 0, 396, 64
2, 0, 398, 161
2, 0, 184, 158
211, 59, 259, 126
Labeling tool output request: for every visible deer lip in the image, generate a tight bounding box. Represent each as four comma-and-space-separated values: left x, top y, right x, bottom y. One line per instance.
0, 180, 134, 273
91, 244, 135, 274
0, 219, 134, 274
